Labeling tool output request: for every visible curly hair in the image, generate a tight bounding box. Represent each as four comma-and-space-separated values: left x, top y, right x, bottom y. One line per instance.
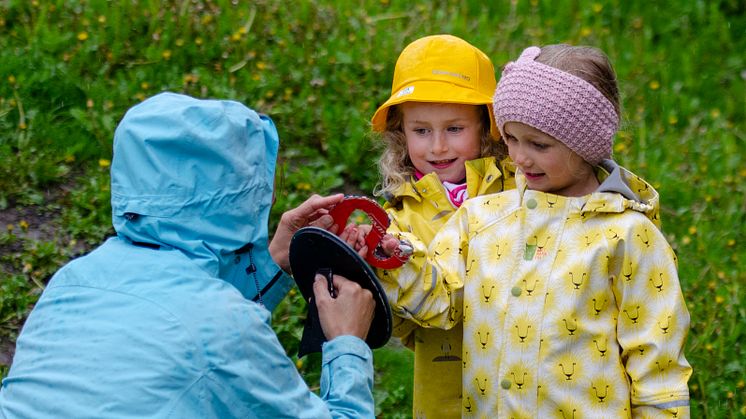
374, 104, 506, 199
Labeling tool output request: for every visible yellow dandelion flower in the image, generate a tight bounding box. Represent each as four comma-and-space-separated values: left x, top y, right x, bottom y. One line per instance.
31, 0, 39, 6
86, 98, 94, 108
688, 226, 697, 235
6, 224, 14, 232
64, 154, 75, 163
717, 271, 725, 279
231, 32, 241, 42
7, 75, 16, 84
23, 262, 33, 273
239, 27, 248, 34
295, 359, 303, 369
705, 343, 713, 351
256, 62, 267, 70
737, 380, 744, 389
98, 15, 106, 24
77, 32, 89, 41
727, 391, 734, 399
380, 0, 389, 4
288, 288, 296, 297
710, 108, 720, 119
580, 27, 592, 37
252, 73, 261, 81
715, 295, 725, 304
19, 220, 29, 230
592, 3, 603, 13
265, 91, 274, 99
668, 115, 678, 125
707, 281, 716, 290
727, 239, 735, 247
195, 37, 203, 46
614, 143, 626, 153
18, 122, 27, 130
175, 38, 184, 47
99, 158, 111, 168
162, 50, 172, 60
681, 236, 690, 245
297, 182, 311, 191
140, 82, 149, 90
705, 195, 713, 202
648, 80, 660, 90
201, 15, 213, 25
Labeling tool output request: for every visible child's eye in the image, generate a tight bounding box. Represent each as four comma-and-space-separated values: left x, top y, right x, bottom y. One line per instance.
531, 141, 549, 150
413, 128, 430, 135
447, 126, 464, 133
504, 135, 517, 143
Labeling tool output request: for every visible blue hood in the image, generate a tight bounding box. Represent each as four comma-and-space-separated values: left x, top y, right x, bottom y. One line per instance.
110, 92, 279, 296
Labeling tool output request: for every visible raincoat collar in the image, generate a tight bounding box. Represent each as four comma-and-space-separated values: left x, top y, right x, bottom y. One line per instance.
388, 156, 508, 204
515, 159, 661, 225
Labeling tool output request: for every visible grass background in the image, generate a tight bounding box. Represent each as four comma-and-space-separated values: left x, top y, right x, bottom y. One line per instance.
0, 0, 744, 417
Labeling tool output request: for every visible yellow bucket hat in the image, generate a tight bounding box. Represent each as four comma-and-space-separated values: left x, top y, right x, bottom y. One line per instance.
371, 34, 499, 138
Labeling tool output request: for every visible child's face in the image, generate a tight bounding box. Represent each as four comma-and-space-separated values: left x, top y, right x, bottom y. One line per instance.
503, 122, 598, 197
401, 102, 482, 183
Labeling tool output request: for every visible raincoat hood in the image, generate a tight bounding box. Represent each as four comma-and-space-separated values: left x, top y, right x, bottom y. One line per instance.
110, 92, 280, 296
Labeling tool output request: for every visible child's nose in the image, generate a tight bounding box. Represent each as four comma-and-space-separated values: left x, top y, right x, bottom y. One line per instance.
511, 146, 530, 166
431, 132, 448, 153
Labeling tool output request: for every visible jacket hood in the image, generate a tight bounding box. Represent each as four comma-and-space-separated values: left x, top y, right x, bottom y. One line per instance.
110, 92, 279, 286
515, 159, 662, 227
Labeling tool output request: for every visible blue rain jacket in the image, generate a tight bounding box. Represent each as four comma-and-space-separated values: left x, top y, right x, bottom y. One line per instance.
0, 92, 374, 418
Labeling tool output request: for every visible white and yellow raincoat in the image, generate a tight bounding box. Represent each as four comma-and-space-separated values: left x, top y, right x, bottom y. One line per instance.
422, 160, 691, 418
378, 156, 514, 418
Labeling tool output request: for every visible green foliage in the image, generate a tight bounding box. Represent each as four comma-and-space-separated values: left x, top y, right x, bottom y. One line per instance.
0, 0, 744, 417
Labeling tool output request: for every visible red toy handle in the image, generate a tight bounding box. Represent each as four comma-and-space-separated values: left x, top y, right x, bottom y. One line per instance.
329, 196, 410, 269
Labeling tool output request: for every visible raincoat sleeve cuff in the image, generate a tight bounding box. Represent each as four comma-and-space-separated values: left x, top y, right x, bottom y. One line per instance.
259, 268, 294, 311
320, 336, 374, 418
321, 335, 372, 364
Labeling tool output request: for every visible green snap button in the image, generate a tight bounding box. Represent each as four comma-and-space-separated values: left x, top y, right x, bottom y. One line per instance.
526, 198, 537, 209
500, 379, 512, 390
511, 286, 522, 297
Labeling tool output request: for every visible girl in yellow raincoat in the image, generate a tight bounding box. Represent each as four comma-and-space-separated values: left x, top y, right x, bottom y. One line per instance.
368, 34, 515, 418
424, 45, 692, 417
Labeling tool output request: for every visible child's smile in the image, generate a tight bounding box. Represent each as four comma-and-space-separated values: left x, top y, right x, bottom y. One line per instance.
503, 122, 599, 197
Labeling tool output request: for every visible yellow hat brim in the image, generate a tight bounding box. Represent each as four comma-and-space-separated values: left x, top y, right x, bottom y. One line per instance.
371, 79, 499, 139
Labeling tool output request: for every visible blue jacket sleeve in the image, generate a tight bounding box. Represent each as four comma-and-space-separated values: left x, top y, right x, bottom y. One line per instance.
199, 302, 374, 419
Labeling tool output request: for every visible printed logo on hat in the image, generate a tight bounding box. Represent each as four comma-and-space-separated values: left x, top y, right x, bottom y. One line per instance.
395, 85, 414, 98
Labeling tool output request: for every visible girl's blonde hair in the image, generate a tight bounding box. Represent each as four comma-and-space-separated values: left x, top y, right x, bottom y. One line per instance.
374, 104, 506, 199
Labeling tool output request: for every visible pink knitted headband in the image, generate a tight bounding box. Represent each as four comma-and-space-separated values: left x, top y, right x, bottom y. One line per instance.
493, 46, 619, 165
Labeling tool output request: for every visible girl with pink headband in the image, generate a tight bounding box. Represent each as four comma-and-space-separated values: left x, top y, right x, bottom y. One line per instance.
421, 44, 692, 417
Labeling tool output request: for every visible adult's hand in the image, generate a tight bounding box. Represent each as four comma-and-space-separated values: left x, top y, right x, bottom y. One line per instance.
269, 193, 345, 272
313, 274, 375, 341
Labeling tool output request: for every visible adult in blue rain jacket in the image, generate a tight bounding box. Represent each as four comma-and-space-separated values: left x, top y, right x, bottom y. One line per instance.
0, 92, 376, 418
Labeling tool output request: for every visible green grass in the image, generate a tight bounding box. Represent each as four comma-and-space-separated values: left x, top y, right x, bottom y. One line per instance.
0, 1, 744, 417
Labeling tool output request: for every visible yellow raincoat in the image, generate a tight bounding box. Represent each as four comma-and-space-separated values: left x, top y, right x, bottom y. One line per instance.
378, 156, 515, 418
427, 161, 691, 418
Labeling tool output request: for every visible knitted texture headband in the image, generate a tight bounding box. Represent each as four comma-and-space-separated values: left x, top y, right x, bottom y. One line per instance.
493, 46, 619, 165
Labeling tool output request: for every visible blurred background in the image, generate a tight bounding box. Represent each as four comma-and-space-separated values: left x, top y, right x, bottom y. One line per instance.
0, 1, 743, 417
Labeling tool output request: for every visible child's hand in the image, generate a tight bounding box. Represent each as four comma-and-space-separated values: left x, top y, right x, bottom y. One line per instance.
339, 224, 368, 258
378, 234, 401, 257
